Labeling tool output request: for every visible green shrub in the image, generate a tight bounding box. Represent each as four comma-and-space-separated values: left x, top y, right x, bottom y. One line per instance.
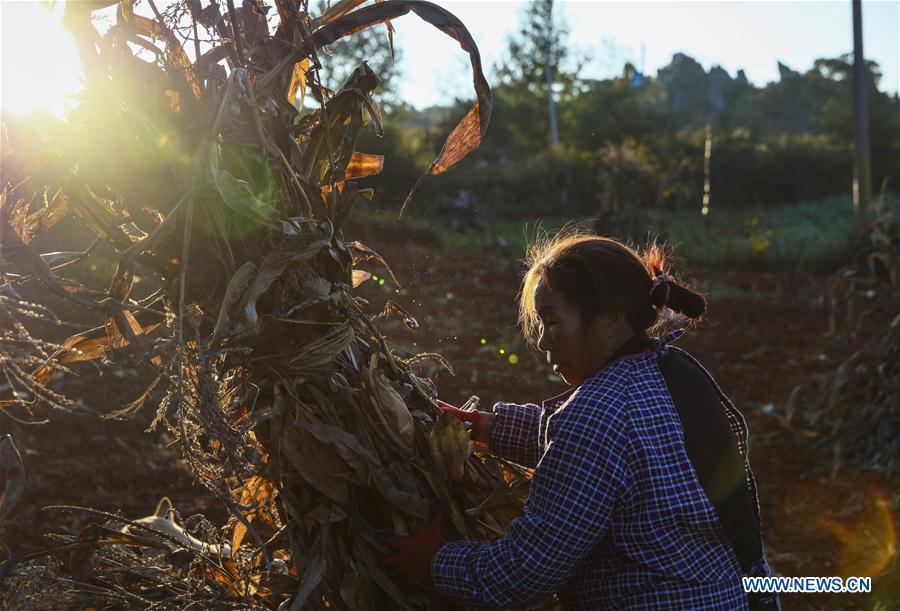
661, 194, 900, 269
413, 148, 598, 221
369, 194, 900, 273
710, 132, 852, 207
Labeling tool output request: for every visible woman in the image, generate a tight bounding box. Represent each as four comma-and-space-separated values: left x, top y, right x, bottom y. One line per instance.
386, 233, 780, 610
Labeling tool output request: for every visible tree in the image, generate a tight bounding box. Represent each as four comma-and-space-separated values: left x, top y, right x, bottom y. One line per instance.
496, 0, 577, 148
559, 67, 668, 150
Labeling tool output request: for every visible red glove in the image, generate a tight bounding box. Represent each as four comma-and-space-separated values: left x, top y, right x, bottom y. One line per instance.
436, 399, 483, 439
384, 512, 447, 587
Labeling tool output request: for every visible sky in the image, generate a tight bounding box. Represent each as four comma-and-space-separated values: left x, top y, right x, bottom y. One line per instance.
1, 0, 897, 116
390, 0, 900, 108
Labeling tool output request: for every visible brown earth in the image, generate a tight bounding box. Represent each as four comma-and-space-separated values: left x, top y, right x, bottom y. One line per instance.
2, 240, 897, 610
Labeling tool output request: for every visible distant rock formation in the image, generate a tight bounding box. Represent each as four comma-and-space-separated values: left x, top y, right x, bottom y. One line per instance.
777, 61, 800, 80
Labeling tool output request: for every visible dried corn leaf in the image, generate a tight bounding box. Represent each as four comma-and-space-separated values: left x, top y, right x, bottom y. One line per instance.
351, 269, 371, 288
365, 354, 415, 454
305, 501, 348, 524
22, 191, 70, 241
286, 322, 355, 369
63, 180, 136, 249
302, 421, 428, 519
430, 103, 483, 176
428, 412, 473, 481
39, 250, 85, 267
291, 525, 327, 610
282, 426, 351, 507
239, 237, 330, 332
346, 240, 400, 287
125, 13, 201, 100
107, 267, 134, 302
231, 474, 276, 553
30, 320, 160, 387
312, 0, 369, 29
1, 199, 97, 308
211, 261, 258, 347
105, 308, 143, 351
288, 58, 310, 106
343, 151, 383, 180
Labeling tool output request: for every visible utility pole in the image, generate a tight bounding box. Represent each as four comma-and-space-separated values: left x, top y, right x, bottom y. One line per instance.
544, 0, 559, 147
852, 0, 872, 235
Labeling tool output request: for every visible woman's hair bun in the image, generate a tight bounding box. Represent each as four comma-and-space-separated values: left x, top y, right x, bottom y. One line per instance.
518, 230, 710, 343
649, 279, 706, 318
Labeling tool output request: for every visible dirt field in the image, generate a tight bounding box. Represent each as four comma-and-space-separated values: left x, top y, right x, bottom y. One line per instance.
3, 238, 897, 610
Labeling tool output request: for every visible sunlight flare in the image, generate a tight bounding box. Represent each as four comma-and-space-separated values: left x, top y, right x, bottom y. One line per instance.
1, 1, 84, 118
817, 481, 897, 578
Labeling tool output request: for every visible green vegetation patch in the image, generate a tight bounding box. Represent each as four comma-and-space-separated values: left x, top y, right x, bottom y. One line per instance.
354, 194, 899, 272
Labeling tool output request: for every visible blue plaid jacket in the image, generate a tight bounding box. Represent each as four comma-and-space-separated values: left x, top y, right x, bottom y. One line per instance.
432, 331, 778, 610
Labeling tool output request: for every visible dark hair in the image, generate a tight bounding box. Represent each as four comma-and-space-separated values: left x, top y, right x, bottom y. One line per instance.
519, 231, 706, 345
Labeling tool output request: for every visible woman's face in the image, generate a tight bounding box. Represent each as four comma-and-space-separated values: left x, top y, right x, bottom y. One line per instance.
533, 279, 631, 386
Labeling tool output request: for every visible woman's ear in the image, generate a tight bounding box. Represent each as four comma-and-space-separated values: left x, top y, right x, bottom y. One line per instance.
607, 312, 626, 335
590, 312, 623, 337
600, 312, 630, 339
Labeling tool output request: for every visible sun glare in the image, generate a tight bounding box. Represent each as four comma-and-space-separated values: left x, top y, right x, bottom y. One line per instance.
1, 1, 84, 118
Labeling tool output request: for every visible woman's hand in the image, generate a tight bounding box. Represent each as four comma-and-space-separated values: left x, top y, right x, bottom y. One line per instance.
384, 511, 448, 587
436, 400, 494, 445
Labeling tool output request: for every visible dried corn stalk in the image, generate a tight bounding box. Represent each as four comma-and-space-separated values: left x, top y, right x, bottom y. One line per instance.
798, 197, 900, 471
0, 1, 531, 608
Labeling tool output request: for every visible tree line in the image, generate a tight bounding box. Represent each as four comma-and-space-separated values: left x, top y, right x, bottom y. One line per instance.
350, 0, 899, 231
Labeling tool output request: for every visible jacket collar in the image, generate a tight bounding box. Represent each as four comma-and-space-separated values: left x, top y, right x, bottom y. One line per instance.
540, 331, 679, 409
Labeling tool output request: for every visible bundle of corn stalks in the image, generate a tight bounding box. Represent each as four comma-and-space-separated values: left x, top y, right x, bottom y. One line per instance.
790, 196, 900, 472
0, 1, 533, 608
